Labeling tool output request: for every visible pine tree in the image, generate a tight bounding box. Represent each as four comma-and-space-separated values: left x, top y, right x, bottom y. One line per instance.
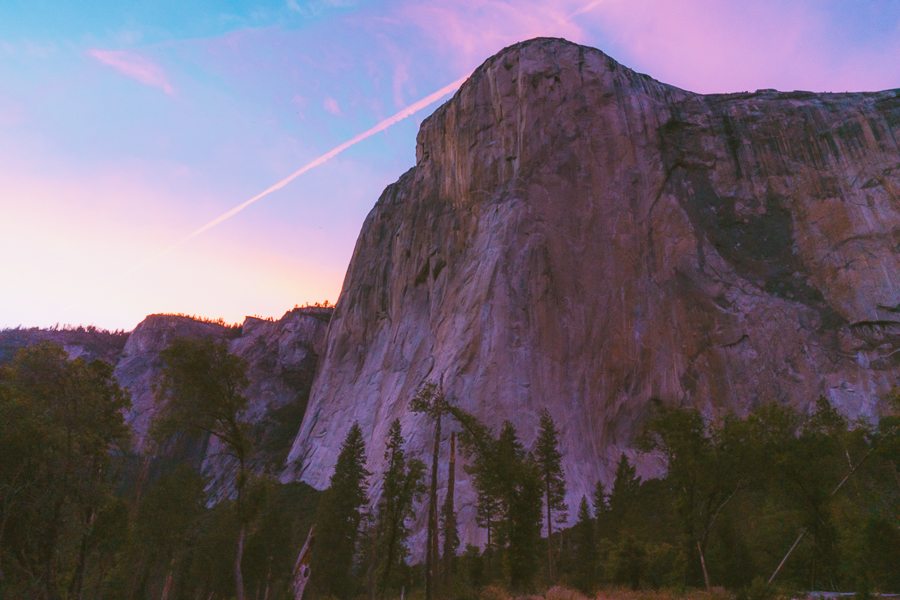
573, 496, 597, 594
608, 453, 640, 537
411, 381, 447, 600
375, 419, 425, 599
312, 422, 370, 599
534, 408, 567, 579
494, 421, 542, 591
592, 480, 609, 518
593, 479, 610, 542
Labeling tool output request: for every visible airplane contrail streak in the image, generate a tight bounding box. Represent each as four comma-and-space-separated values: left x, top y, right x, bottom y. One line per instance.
150, 72, 472, 263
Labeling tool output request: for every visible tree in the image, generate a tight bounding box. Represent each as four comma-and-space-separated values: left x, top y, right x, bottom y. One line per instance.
375, 419, 425, 599
152, 336, 253, 600
127, 464, 206, 599
312, 422, 369, 599
612, 535, 646, 590
592, 480, 609, 517
411, 381, 448, 600
441, 431, 459, 588
493, 422, 542, 591
608, 453, 641, 538
0, 343, 131, 600
534, 408, 567, 579
573, 496, 597, 593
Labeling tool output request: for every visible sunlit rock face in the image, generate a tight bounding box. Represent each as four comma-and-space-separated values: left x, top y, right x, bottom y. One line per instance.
285, 37, 900, 547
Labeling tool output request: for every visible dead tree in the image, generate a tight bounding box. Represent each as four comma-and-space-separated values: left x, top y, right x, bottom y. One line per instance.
291, 525, 317, 600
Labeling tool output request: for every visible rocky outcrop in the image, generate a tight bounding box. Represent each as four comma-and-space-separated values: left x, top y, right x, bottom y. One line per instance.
113, 315, 232, 448
108, 307, 330, 480
285, 38, 900, 548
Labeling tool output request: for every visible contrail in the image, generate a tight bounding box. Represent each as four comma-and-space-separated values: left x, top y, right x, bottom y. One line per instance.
567, 0, 604, 20
150, 72, 471, 263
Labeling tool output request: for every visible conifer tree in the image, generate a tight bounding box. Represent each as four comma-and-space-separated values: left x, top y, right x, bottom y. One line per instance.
608, 453, 641, 537
534, 408, 567, 578
411, 381, 448, 600
494, 422, 543, 591
312, 422, 370, 599
375, 419, 425, 599
592, 480, 609, 518
573, 496, 597, 593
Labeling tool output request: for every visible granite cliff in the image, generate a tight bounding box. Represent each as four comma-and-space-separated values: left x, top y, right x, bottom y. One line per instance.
285, 38, 900, 547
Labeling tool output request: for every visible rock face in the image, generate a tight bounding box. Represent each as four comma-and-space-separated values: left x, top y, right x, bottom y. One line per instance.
285, 38, 900, 547
113, 308, 331, 458
113, 314, 232, 448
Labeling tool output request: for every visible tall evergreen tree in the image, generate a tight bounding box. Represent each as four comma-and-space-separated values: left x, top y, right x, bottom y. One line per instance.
312, 422, 370, 599
411, 380, 447, 600
608, 453, 641, 537
534, 408, 567, 579
375, 419, 425, 599
592, 480, 609, 519
573, 496, 597, 594
495, 422, 543, 591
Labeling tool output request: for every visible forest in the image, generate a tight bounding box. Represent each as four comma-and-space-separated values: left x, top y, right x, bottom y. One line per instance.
1, 339, 900, 600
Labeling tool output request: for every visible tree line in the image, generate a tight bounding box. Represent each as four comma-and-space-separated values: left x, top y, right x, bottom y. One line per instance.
306, 390, 900, 599
2, 338, 900, 599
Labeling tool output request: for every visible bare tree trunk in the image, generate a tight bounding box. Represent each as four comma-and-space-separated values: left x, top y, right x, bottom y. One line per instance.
546, 481, 553, 581
426, 411, 442, 600
236, 525, 246, 600
290, 525, 316, 600
161, 564, 174, 600
442, 432, 456, 588
697, 540, 711, 593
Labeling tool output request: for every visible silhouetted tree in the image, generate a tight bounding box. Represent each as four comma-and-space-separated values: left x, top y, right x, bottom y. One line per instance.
312, 422, 369, 599
573, 496, 597, 593
534, 408, 567, 579
375, 419, 425, 598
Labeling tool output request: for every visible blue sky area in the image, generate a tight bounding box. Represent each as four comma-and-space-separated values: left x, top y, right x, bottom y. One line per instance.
1, 0, 898, 329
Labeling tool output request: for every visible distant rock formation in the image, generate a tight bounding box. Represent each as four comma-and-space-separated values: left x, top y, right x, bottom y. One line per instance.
2, 307, 331, 483
113, 308, 331, 473
0, 325, 129, 365
284, 37, 900, 548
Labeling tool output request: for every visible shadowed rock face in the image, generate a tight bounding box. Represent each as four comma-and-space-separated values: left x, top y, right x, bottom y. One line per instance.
284, 38, 900, 547
113, 308, 330, 463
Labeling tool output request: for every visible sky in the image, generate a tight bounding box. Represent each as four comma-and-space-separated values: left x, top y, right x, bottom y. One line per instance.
1, 1, 899, 331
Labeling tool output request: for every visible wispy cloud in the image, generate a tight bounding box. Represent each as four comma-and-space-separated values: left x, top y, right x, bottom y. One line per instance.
323, 96, 342, 115
88, 49, 174, 95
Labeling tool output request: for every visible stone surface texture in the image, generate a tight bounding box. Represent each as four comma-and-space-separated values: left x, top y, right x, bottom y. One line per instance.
111, 308, 331, 455
284, 38, 900, 548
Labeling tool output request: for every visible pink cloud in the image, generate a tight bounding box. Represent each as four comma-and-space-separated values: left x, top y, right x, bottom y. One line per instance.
88, 49, 174, 95
323, 96, 342, 115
